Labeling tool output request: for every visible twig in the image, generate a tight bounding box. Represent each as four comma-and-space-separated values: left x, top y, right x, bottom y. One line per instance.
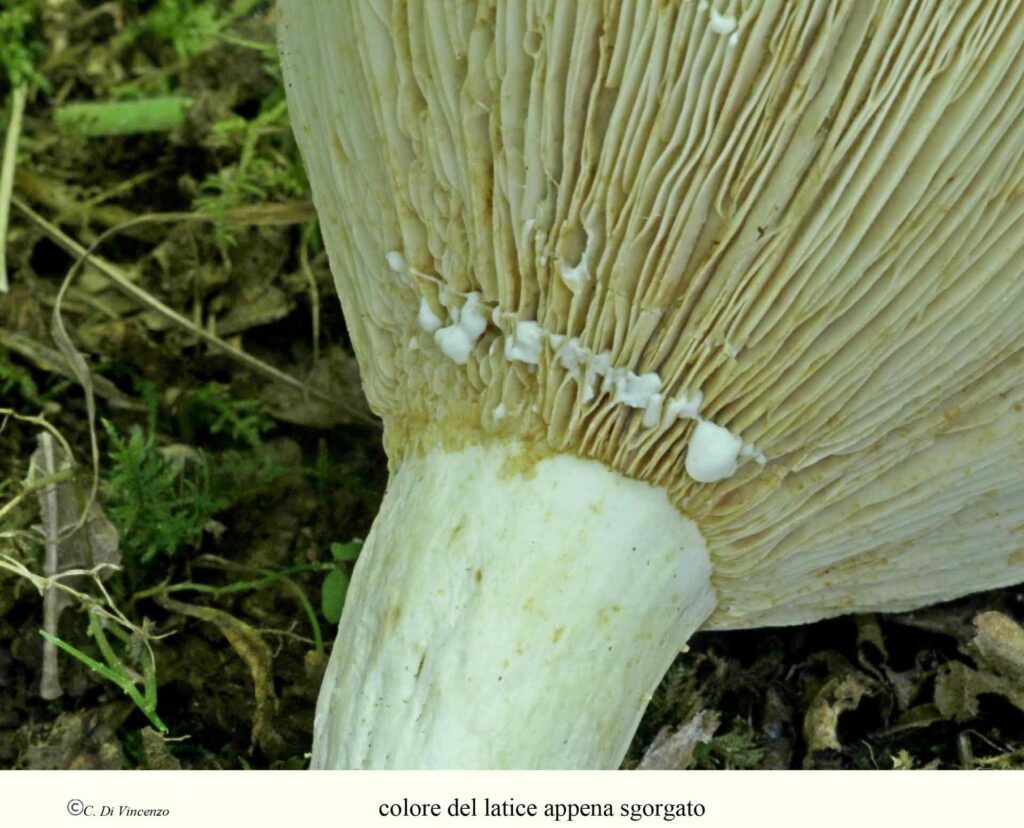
38, 432, 64, 700
0, 409, 78, 525
0, 552, 172, 662
16, 167, 315, 237
130, 562, 334, 602
280, 575, 324, 655
12, 196, 371, 420
15, 168, 155, 235
131, 561, 334, 656
0, 408, 76, 462
0, 84, 28, 293
0, 330, 143, 410
0, 554, 125, 630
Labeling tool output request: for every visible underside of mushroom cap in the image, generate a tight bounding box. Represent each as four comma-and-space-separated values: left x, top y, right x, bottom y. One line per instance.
280, 0, 1024, 627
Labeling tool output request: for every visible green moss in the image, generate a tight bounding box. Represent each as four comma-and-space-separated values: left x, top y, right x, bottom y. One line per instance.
0, 0, 47, 89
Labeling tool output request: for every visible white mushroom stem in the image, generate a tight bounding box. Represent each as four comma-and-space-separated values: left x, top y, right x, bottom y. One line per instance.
312, 440, 716, 769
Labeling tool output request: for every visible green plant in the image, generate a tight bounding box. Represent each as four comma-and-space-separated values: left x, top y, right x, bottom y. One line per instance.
179, 383, 297, 508
132, 558, 341, 657
0, 0, 46, 89
54, 97, 193, 138
145, 0, 272, 61
0, 355, 69, 407
183, 383, 273, 450
320, 540, 361, 625
0, 352, 39, 405
129, 1, 310, 244
40, 611, 166, 733
145, 0, 225, 61
1, 0, 45, 293
195, 97, 309, 244
690, 718, 764, 770
102, 418, 224, 566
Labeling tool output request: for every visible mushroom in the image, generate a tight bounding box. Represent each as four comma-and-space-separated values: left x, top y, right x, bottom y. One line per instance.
278, 0, 1024, 768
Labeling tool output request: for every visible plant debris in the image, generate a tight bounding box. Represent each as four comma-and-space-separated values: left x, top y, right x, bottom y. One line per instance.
30, 430, 120, 699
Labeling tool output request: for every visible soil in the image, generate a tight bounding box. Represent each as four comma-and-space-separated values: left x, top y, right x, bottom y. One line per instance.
1, 1, 1023, 771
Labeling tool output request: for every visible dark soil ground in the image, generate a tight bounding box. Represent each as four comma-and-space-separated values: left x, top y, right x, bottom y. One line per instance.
2, 1, 1023, 771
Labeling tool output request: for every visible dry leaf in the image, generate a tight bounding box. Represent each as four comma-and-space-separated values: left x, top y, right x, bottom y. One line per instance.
933, 661, 1024, 722
215, 285, 293, 336
0, 330, 142, 410
970, 611, 1024, 684
260, 345, 373, 428
140, 727, 182, 770
803, 672, 876, 753
153, 594, 280, 753
638, 710, 720, 770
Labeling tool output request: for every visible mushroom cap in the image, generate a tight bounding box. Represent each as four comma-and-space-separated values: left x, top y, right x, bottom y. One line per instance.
280, 0, 1024, 628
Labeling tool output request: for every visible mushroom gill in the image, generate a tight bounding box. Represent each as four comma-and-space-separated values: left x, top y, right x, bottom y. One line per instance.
280, 0, 1024, 768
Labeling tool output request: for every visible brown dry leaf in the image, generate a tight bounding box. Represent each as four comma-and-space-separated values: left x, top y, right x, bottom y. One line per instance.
887, 703, 947, 734
881, 661, 931, 713
758, 685, 795, 769
638, 710, 720, 770
139, 727, 182, 770
260, 345, 373, 428
220, 201, 316, 226
855, 615, 888, 673
215, 285, 293, 336
970, 611, 1024, 684
154, 594, 280, 753
16, 196, 336, 406
19, 703, 132, 770
0, 330, 142, 410
893, 605, 977, 647
933, 661, 1024, 723
931, 611, 1024, 724
803, 672, 877, 754
14, 169, 146, 237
